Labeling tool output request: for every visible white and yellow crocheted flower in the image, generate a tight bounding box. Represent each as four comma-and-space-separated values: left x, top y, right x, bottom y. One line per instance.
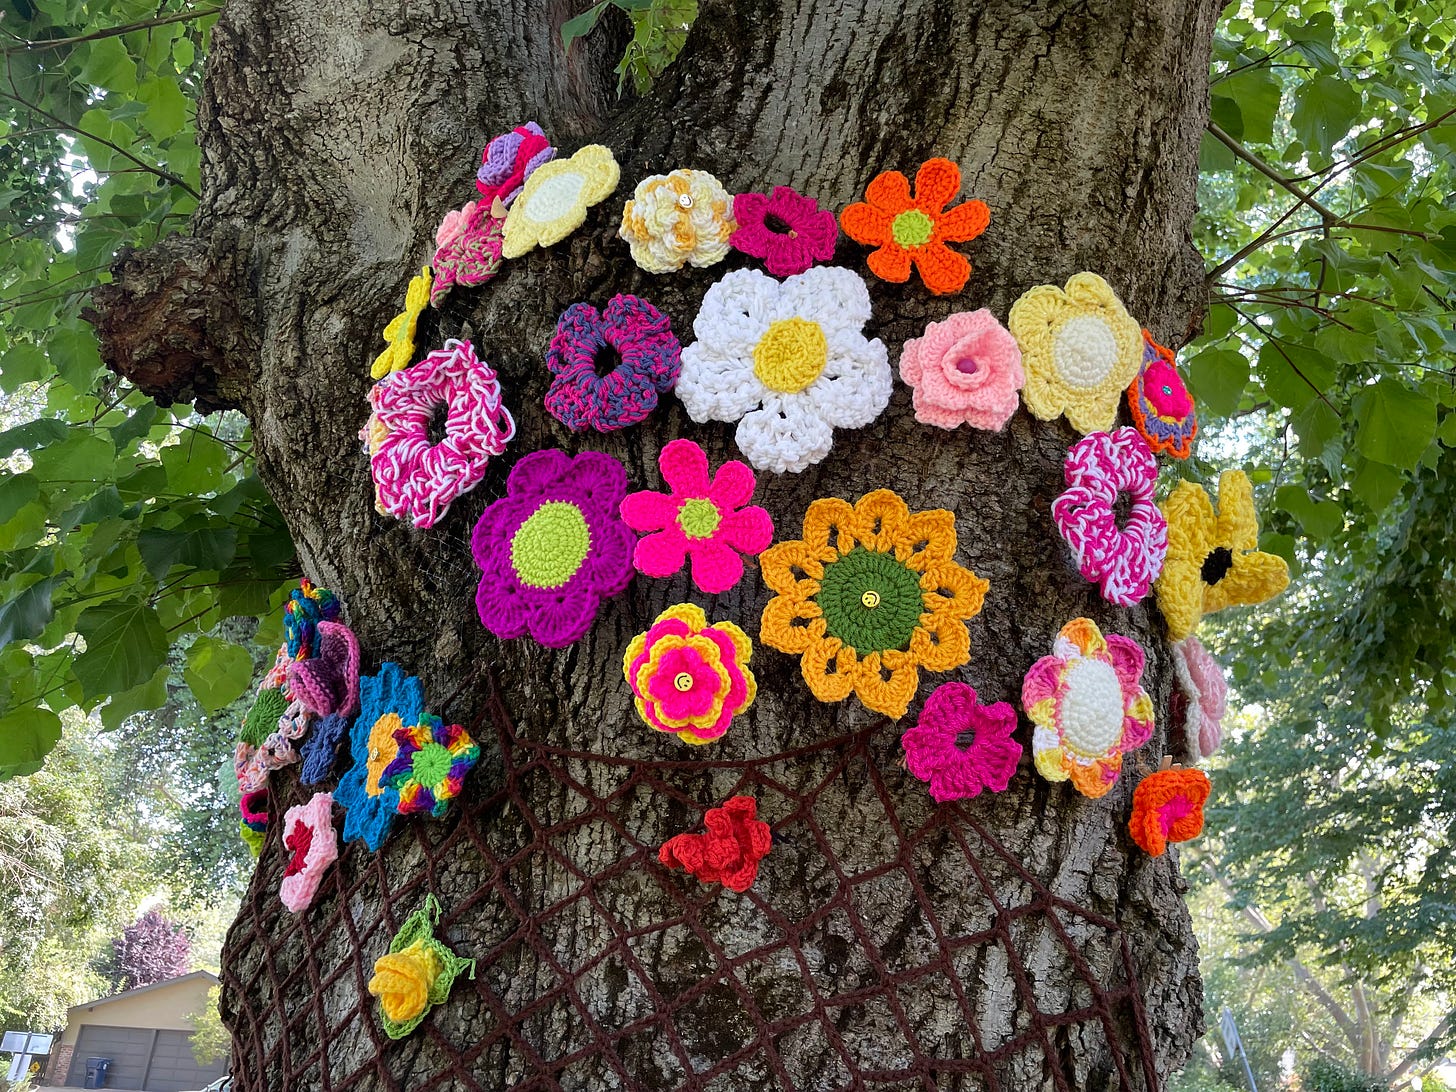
501, 144, 620, 258
619, 169, 736, 273
676, 266, 891, 474
1008, 272, 1143, 434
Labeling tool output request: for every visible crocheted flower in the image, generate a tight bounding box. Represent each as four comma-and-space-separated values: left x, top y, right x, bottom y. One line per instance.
1156, 470, 1290, 640
470, 449, 634, 648
239, 787, 268, 832
1172, 636, 1228, 760
370, 267, 432, 380
382, 717, 479, 818
728, 185, 838, 277
676, 266, 890, 474
1022, 618, 1155, 799
366, 338, 516, 529
286, 620, 360, 718
501, 144, 620, 258
839, 158, 989, 295
618, 168, 736, 273
658, 795, 771, 892
284, 580, 341, 661
299, 712, 349, 785
280, 792, 338, 913
899, 309, 1024, 431
1129, 767, 1211, 857
368, 894, 475, 1039
760, 489, 989, 719
623, 604, 756, 745
234, 672, 310, 793
619, 439, 773, 594
1008, 272, 1143, 434
476, 122, 554, 208
430, 200, 505, 306
901, 681, 1022, 802
543, 295, 681, 432
1128, 330, 1198, 459
1052, 428, 1168, 607
335, 663, 428, 851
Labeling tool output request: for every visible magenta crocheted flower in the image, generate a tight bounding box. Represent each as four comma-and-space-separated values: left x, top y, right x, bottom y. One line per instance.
728, 185, 838, 277
470, 449, 635, 648
286, 620, 360, 718
619, 439, 774, 595
367, 338, 516, 529
430, 200, 505, 306
1172, 635, 1228, 759
544, 295, 681, 432
279, 791, 339, 913
901, 681, 1022, 802
899, 309, 1025, 431
623, 603, 756, 745
1051, 428, 1168, 607
476, 122, 554, 207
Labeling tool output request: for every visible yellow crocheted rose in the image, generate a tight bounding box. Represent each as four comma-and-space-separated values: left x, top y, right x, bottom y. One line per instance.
618, 169, 736, 273
370, 267, 432, 380
1008, 272, 1143, 434
369, 939, 443, 1024
1156, 470, 1290, 640
502, 144, 620, 258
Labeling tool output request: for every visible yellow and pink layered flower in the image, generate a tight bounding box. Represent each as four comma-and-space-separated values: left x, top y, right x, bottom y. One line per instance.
1021, 618, 1154, 798
623, 603, 756, 745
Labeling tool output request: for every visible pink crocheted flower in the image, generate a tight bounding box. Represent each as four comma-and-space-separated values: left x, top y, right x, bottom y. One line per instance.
436, 200, 478, 249
431, 201, 505, 306
1172, 635, 1228, 759
476, 122, 554, 207
899, 309, 1025, 431
279, 792, 338, 913
728, 185, 838, 277
623, 604, 756, 745
901, 681, 1022, 802
1051, 428, 1168, 607
619, 439, 774, 594
1127, 330, 1198, 459
367, 338, 516, 529
286, 620, 360, 718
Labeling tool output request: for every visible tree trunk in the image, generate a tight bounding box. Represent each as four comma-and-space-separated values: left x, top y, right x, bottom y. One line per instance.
90, 0, 1223, 1087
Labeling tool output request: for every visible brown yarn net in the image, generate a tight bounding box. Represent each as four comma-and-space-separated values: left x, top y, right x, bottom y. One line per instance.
223, 672, 1162, 1091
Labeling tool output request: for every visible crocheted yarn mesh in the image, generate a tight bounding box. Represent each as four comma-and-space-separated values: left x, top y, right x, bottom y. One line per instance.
223, 671, 1161, 1091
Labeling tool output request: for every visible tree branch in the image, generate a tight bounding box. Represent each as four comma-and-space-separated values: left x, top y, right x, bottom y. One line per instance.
1387, 1011, 1456, 1084
1207, 121, 1341, 221
1, 7, 221, 55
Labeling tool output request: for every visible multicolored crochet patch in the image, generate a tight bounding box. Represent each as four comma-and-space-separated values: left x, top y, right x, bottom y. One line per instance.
334, 662, 421, 851
658, 795, 772, 892
383, 717, 479, 818
284, 579, 341, 660
1127, 330, 1197, 459
543, 295, 680, 432
728, 185, 837, 277
368, 894, 475, 1039
286, 620, 359, 718
619, 168, 736, 273
476, 122, 554, 208
899, 309, 1024, 431
624, 603, 756, 745
430, 200, 505, 306
901, 681, 1022, 802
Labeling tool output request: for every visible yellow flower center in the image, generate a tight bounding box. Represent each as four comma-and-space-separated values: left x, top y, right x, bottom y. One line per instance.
674, 672, 695, 692
365, 713, 403, 795
753, 317, 827, 394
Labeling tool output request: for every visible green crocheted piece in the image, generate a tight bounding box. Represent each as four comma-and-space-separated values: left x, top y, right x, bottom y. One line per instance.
817, 546, 924, 654
240, 686, 288, 747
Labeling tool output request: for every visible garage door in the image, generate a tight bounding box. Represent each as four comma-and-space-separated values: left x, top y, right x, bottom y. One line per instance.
64, 1025, 228, 1091
141, 1030, 227, 1092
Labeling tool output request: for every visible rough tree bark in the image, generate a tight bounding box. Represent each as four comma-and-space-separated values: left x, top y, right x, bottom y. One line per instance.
90, 0, 1224, 1087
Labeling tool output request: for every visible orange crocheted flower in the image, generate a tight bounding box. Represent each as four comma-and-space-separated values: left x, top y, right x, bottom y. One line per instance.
759, 489, 988, 719
1128, 767, 1211, 856
839, 158, 989, 295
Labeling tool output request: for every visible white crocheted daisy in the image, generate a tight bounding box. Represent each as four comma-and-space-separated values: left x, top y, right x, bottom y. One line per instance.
676, 266, 891, 473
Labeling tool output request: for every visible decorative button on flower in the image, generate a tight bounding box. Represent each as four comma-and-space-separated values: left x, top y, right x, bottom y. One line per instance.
502, 144, 620, 258
618, 168, 736, 273
624, 603, 756, 745
1127, 330, 1198, 459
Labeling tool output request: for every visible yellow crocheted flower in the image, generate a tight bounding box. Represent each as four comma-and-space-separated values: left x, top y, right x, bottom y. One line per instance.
369, 939, 442, 1024
759, 489, 988, 719
1008, 272, 1143, 434
370, 267, 432, 380
502, 144, 620, 258
623, 603, 756, 745
619, 169, 736, 273
1156, 470, 1290, 640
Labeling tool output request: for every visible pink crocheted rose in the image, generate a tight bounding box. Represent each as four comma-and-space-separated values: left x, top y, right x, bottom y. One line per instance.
286, 620, 360, 718
901, 681, 1022, 802
431, 202, 505, 306
619, 439, 774, 594
1172, 635, 1228, 759
728, 185, 838, 277
1051, 428, 1168, 607
898, 309, 1024, 431
279, 792, 339, 913
435, 200, 478, 249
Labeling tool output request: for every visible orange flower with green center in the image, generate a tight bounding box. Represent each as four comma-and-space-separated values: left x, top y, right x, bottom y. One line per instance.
759, 489, 988, 718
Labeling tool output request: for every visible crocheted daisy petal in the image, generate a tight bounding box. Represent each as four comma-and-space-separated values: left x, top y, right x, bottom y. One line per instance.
675, 341, 767, 424
809, 326, 892, 430
735, 395, 836, 474
777, 265, 873, 336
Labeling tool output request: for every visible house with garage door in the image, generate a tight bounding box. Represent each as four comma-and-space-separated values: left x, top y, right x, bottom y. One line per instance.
44, 970, 228, 1091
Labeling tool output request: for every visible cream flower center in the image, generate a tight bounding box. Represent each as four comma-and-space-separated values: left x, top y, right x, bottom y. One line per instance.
753, 317, 827, 394
523, 172, 585, 223
1052, 315, 1119, 389
1058, 658, 1125, 757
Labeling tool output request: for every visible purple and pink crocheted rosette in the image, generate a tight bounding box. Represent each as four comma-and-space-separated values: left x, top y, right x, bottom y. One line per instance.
286, 620, 360, 718
543, 295, 681, 432
470, 449, 635, 648
899, 309, 1025, 431
901, 681, 1022, 802
728, 185, 838, 277
368, 338, 516, 530
1051, 428, 1168, 607
476, 122, 554, 207
430, 200, 506, 307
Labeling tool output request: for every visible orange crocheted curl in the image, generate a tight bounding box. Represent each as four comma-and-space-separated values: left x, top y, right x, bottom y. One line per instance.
1128, 767, 1211, 856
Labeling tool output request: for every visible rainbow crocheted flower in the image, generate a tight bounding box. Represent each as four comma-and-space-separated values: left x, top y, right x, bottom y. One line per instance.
476, 122, 554, 208
370, 267, 432, 380
1155, 470, 1290, 641
676, 266, 890, 474
619, 439, 773, 594
1009, 272, 1144, 434
1052, 428, 1168, 607
284, 580, 341, 660
544, 295, 681, 432
470, 449, 634, 648
383, 717, 479, 818
366, 338, 516, 529
901, 681, 1022, 802
1129, 766, 1211, 857
760, 489, 988, 719
899, 309, 1024, 431
623, 604, 756, 746
335, 662, 426, 851
430, 200, 505, 306
368, 894, 475, 1039
286, 620, 359, 718
501, 144, 620, 258
1022, 618, 1155, 799
658, 795, 771, 892
1171, 636, 1227, 760
1128, 330, 1197, 459
839, 158, 989, 296
619, 168, 736, 273
728, 185, 838, 277
280, 792, 338, 913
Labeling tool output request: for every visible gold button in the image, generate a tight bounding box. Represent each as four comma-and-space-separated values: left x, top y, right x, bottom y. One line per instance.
674, 672, 694, 692
861, 590, 881, 609
677, 193, 694, 210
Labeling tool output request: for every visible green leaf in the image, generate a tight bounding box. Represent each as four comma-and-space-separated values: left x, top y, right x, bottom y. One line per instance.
1351, 378, 1437, 469
1274, 484, 1344, 541
0, 576, 63, 646
561, 1, 609, 50
139, 76, 189, 140
1187, 348, 1251, 418
110, 400, 161, 452
137, 524, 239, 580
0, 343, 49, 392
48, 325, 103, 392
160, 431, 235, 494
99, 665, 169, 731
73, 599, 170, 700
1349, 458, 1405, 511
0, 707, 63, 780
1218, 68, 1283, 144
1257, 341, 1336, 409
79, 37, 138, 94
1290, 75, 1363, 157
0, 419, 69, 456
184, 636, 254, 713
0, 473, 40, 524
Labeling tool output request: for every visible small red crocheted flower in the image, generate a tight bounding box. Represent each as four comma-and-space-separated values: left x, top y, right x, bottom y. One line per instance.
658, 795, 771, 892
1128, 766, 1211, 857
839, 158, 989, 295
